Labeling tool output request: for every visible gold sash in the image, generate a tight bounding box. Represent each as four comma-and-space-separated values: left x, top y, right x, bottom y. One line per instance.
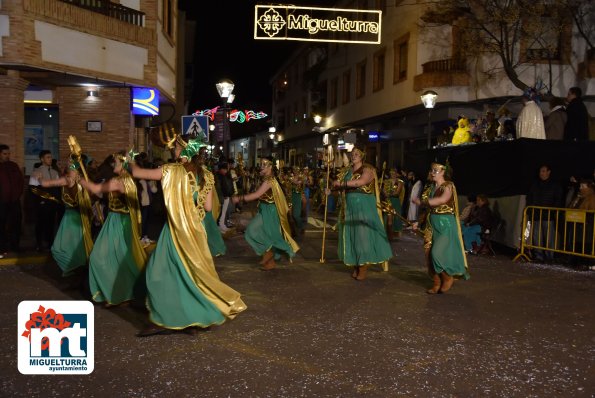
266, 176, 300, 254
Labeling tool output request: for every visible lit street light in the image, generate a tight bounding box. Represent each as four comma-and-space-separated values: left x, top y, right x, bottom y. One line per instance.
421, 90, 438, 149
216, 79, 235, 158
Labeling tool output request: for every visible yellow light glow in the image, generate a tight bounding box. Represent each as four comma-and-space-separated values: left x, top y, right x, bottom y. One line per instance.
24, 100, 53, 104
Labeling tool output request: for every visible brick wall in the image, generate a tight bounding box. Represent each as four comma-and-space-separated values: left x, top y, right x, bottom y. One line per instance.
56, 87, 134, 166
0, 74, 29, 168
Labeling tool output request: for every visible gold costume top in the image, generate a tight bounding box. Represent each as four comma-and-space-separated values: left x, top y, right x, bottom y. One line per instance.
343, 164, 376, 195
337, 164, 383, 222
383, 178, 404, 199
63, 183, 94, 257
161, 163, 247, 318
430, 182, 456, 215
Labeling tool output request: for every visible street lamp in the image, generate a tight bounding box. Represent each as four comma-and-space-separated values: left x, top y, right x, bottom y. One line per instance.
313, 114, 322, 124
268, 126, 276, 140
421, 90, 438, 149
216, 79, 235, 158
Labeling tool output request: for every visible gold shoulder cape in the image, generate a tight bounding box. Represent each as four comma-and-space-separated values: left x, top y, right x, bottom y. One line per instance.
267, 176, 300, 254
205, 166, 221, 220
119, 172, 147, 269
161, 163, 246, 318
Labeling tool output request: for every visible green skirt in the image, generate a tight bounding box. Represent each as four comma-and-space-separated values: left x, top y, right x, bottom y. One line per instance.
51, 208, 87, 276
245, 202, 295, 259
429, 213, 470, 279
389, 197, 403, 232
146, 223, 225, 329
88, 212, 145, 305
203, 211, 226, 256
291, 191, 303, 231
338, 193, 392, 266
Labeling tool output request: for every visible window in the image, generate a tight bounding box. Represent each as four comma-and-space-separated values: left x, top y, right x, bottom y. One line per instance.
393, 33, 409, 83
356, 59, 366, 99
342, 69, 351, 104
330, 78, 338, 109
373, 48, 386, 92
521, 17, 571, 63
162, 0, 174, 41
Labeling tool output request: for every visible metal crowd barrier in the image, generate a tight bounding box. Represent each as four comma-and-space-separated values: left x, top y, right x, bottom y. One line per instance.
513, 205, 595, 262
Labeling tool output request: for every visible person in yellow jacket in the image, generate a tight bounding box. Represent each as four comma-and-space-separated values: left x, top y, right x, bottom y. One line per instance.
452, 117, 472, 145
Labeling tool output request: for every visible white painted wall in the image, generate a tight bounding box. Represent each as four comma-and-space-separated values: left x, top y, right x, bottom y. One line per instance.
35, 21, 148, 81
157, 55, 176, 100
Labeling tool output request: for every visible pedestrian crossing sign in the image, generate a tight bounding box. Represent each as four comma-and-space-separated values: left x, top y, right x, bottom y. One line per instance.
181, 115, 209, 141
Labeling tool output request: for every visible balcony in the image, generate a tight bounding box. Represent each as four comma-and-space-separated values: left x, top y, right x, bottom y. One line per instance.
59, 0, 145, 27
413, 57, 469, 91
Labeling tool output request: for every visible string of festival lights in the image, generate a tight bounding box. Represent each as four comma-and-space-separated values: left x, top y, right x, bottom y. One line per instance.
193, 106, 268, 123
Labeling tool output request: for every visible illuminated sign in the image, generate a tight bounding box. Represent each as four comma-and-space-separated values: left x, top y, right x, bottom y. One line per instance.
254, 5, 381, 44
368, 132, 379, 142
131, 87, 159, 116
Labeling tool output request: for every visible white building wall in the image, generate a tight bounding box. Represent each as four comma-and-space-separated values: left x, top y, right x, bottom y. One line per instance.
35, 21, 148, 81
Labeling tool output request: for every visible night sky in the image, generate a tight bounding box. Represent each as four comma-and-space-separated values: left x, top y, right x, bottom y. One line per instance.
180, 1, 337, 115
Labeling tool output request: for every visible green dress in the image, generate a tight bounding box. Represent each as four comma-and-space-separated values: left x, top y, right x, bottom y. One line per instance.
245, 176, 300, 260
382, 178, 404, 232
291, 190, 303, 231
337, 166, 392, 266
204, 210, 226, 256
88, 174, 147, 305
51, 184, 94, 276
428, 182, 470, 279
145, 164, 246, 329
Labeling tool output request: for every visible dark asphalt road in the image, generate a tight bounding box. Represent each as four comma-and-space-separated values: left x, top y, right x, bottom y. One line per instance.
1, 210, 594, 397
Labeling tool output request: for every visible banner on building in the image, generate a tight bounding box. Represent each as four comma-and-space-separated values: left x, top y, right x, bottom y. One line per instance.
254, 5, 381, 44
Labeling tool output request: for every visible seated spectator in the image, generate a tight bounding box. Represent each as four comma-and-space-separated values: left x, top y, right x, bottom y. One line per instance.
459, 195, 476, 224
462, 194, 494, 253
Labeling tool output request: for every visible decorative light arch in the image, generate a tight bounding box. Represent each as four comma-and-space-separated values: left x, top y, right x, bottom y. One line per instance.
193, 106, 268, 123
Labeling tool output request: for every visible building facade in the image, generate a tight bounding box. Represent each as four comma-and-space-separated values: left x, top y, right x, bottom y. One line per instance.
0, 0, 181, 173
270, 0, 594, 170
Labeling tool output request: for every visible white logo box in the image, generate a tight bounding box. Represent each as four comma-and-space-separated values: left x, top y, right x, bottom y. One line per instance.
18, 300, 94, 375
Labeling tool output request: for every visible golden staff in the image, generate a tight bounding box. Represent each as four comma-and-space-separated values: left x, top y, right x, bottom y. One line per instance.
378, 202, 424, 237
320, 144, 334, 263
67, 135, 104, 224
379, 161, 387, 190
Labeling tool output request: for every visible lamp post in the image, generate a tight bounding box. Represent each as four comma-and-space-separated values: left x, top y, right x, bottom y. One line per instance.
216, 79, 235, 159
421, 90, 438, 149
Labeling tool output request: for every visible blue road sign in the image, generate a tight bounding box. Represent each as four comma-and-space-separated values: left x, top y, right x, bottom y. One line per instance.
181, 115, 209, 141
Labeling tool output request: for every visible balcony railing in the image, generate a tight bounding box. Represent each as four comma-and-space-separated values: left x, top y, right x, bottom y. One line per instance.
59, 0, 145, 27
421, 58, 467, 73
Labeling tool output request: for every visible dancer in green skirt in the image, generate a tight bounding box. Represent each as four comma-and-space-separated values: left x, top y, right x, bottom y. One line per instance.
386, 169, 405, 238
413, 162, 470, 294
79, 154, 147, 306
332, 146, 392, 281
290, 167, 305, 234
35, 165, 93, 277
131, 136, 246, 336
232, 157, 299, 270
186, 147, 225, 257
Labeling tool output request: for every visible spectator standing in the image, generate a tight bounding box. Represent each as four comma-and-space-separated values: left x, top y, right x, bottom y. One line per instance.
544, 97, 567, 140
516, 88, 546, 139
215, 162, 234, 232
0, 144, 24, 257
406, 172, 423, 223
29, 150, 61, 251
564, 86, 590, 142
526, 164, 563, 262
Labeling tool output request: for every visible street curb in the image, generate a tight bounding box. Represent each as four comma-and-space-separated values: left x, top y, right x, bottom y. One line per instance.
0, 255, 51, 267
